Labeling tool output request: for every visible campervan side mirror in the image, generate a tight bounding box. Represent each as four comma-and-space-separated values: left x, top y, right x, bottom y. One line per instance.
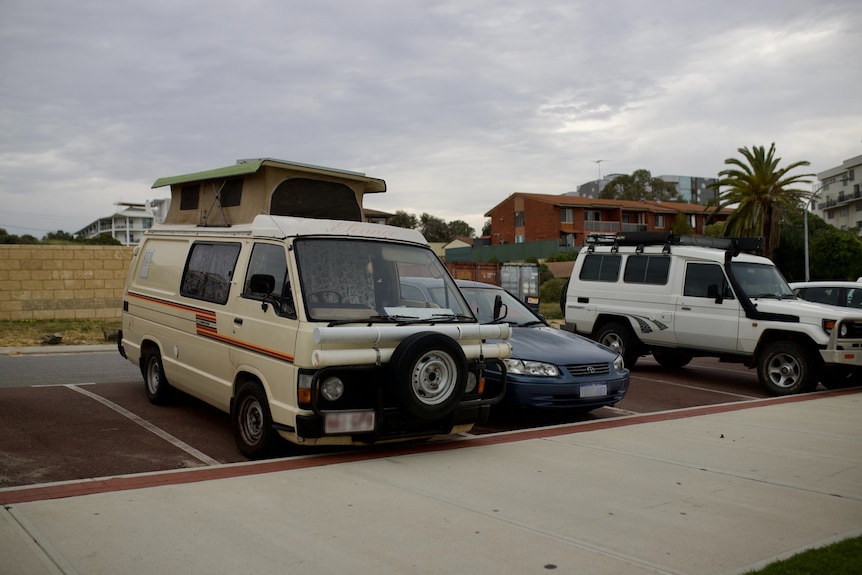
250, 274, 276, 294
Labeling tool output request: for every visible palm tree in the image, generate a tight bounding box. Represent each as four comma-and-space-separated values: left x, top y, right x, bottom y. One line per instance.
707, 143, 814, 260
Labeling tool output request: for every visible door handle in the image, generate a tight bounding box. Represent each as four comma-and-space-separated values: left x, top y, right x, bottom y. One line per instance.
234, 318, 243, 326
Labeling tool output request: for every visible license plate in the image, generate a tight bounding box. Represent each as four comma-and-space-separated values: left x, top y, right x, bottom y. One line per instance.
324, 411, 376, 434
580, 383, 608, 398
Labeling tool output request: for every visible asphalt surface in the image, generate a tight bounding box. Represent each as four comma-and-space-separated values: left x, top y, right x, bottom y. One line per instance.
2, 389, 861, 575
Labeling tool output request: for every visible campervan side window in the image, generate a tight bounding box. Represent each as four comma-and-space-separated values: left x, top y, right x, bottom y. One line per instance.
579, 254, 621, 282
683, 262, 734, 299
243, 243, 294, 317
180, 242, 241, 304
220, 178, 243, 207
180, 185, 199, 210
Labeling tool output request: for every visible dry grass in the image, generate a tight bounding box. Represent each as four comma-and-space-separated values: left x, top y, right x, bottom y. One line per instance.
0, 319, 121, 347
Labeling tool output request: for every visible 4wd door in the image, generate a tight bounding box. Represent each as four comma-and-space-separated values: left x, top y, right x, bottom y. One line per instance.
674, 262, 741, 351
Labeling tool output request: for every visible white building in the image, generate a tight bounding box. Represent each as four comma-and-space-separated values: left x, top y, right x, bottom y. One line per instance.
76, 199, 169, 246
814, 154, 862, 236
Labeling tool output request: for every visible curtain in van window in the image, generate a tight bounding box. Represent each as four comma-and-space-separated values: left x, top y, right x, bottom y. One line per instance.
181, 242, 241, 304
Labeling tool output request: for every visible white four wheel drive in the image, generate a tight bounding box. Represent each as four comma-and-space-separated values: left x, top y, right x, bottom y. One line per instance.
561, 232, 862, 395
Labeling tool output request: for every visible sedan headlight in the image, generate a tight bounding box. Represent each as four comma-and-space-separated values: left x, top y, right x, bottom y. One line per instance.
613, 354, 625, 371
503, 358, 559, 377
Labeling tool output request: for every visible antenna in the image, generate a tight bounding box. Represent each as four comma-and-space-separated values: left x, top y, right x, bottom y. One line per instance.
594, 160, 605, 180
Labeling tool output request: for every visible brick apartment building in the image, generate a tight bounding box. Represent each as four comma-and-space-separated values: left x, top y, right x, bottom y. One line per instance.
485, 193, 732, 248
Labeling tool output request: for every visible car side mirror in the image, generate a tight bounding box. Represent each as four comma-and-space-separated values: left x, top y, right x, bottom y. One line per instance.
493, 294, 507, 321
707, 283, 724, 304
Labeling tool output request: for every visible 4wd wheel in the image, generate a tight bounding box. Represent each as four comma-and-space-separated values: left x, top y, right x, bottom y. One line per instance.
389, 332, 468, 420
143, 347, 173, 405
652, 351, 693, 369
232, 380, 277, 459
596, 321, 641, 368
820, 365, 861, 390
756, 341, 818, 396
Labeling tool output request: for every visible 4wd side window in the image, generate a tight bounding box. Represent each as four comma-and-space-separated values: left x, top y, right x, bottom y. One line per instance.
684, 263, 733, 299
579, 254, 621, 282
624, 255, 670, 285
181, 242, 241, 304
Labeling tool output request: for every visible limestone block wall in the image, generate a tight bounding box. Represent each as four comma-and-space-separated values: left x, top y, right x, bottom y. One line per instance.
0, 245, 134, 321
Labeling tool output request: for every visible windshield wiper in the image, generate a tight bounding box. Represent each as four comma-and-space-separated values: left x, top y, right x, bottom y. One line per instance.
367, 313, 472, 325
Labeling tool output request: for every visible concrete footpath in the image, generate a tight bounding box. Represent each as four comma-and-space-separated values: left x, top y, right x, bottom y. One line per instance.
2, 391, 861, 575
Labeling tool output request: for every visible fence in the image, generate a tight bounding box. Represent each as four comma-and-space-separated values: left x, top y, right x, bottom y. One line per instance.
0, 245, 134, 321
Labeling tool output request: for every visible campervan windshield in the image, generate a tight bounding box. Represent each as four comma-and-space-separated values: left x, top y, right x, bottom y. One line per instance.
294, 238, 473, 323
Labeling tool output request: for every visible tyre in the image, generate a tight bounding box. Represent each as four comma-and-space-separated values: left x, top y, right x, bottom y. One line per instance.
595, 321, 641, 368
559, 279, 570, 316
232, 380, 277, 459
819, 365, 861, 390
143, 347, 173, 405
652, 351, 693, 369
756, 341, 818, 396
389, 332, 468, 420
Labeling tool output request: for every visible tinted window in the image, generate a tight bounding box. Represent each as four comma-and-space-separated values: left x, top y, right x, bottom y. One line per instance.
684, 263, 733, 299
624, 255, 670, 285
181, 242, 241, 304
180, 185, 199, 210
579, 254, 621, 282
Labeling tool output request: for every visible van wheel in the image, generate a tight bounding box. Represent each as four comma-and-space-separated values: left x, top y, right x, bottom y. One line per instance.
389, 333, 467, 420
596, 321, 640, 368
820, 365, 860, 390
757, 341, 818, 396
143, 347, 173, 405
652, 351, 692, 369
232, 380, 276, 459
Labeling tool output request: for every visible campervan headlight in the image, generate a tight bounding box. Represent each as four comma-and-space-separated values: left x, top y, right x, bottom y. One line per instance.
465, 372, 478, 393
320, 376, 345, 402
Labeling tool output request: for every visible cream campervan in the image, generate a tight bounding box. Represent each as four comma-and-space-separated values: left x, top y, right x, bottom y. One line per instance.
119, 159, 510, 458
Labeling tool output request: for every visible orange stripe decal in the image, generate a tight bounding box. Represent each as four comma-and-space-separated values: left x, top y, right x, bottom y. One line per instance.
127, 291, 294, 363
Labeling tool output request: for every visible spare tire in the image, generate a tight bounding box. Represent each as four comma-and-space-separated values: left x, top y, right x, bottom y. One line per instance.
389, 332, 468, 420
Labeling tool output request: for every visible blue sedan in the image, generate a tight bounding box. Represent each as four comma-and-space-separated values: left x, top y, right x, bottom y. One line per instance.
400, 277, 629, 410
457, 281, 629, 410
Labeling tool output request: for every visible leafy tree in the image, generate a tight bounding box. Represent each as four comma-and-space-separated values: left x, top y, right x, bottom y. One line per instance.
82, 233, 122, 245
389, 210, 418, 230
773, 210, 862, 282
419, 213, 450, 242
481, 219, 492, 237
669, 213, 693, 235
600, 169, 682, 201
707, 143, 814, 260
42, 230, 76, 243
447, 220, 475, 240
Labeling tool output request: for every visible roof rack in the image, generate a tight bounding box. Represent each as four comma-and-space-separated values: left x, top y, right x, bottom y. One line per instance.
585, 232, 763, 255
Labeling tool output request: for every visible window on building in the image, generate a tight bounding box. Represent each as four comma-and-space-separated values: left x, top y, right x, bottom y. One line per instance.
515, 234, 525, 243
655, 214, 665, 228
585, 211, 600, 221
514, 211, 525, 227
181, 242, 241, 304
180, 185, 200, 210
561, 233, 575, 247
561, 208, 573, 223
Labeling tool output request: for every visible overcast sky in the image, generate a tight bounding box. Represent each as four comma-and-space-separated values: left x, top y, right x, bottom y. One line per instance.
2, 0, 860, 238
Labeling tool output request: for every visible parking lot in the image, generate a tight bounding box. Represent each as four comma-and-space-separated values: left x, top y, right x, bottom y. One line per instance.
0, 350, 777, 490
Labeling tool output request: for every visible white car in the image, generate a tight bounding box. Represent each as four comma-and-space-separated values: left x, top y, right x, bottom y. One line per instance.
789, 280, 862, 311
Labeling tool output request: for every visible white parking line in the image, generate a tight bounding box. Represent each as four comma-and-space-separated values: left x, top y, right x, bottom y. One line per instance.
631, 375, 761, 399
65, 384, 220, 466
